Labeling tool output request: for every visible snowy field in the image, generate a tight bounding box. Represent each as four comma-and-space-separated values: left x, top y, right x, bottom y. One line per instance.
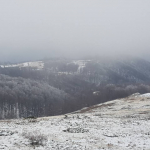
0, 94, 150, 150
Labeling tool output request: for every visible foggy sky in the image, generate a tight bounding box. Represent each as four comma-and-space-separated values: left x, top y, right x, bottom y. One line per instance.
0, 0, 150, 62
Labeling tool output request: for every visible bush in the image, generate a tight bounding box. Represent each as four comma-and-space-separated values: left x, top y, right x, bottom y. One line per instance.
22, 131, 47, 146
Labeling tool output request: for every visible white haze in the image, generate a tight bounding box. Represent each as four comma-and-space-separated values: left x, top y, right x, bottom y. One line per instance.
0, 0, 150, 62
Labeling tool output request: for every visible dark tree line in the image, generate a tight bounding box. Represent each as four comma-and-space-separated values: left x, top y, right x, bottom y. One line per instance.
94, 84, 150, 103
0, 74, 79, 119
1, 71, 150, 120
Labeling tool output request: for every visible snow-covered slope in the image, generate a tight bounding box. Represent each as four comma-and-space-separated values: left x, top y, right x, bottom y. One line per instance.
0, 61, 44, 70
0, 94, 150, 150
139, 93, 150, 98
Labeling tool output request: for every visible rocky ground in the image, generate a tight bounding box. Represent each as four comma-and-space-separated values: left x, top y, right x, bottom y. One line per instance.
0, 93, 150, 150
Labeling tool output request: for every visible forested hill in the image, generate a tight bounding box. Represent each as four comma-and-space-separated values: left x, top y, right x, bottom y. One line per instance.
1, 57, 150, 119
43, 57, 150, 85
1, 57, 150, 85
0, 74, 78, 119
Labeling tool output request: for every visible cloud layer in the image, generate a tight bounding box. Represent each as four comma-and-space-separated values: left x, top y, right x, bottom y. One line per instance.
0, 0, 150, 62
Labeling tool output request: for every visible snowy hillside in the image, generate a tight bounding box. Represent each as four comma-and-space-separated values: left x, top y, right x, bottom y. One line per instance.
0, 61, 44, 70
0, 93, 150, 150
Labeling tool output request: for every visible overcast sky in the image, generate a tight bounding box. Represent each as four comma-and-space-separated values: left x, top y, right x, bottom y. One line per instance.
0, 0, 150, 62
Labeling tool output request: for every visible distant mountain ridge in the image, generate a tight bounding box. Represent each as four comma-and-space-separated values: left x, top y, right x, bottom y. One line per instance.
1, 57, 150, 84
43, 57, 150, 85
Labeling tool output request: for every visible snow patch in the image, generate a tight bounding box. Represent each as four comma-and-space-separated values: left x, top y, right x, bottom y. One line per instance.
0, 61, 44, 70
139, 93, 150, 97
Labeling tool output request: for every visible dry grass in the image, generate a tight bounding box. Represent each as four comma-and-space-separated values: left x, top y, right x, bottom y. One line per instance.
79, 103, 115, 113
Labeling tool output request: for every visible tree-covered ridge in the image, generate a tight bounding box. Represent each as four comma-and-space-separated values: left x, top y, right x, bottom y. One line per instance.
0, 74, 76, 119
